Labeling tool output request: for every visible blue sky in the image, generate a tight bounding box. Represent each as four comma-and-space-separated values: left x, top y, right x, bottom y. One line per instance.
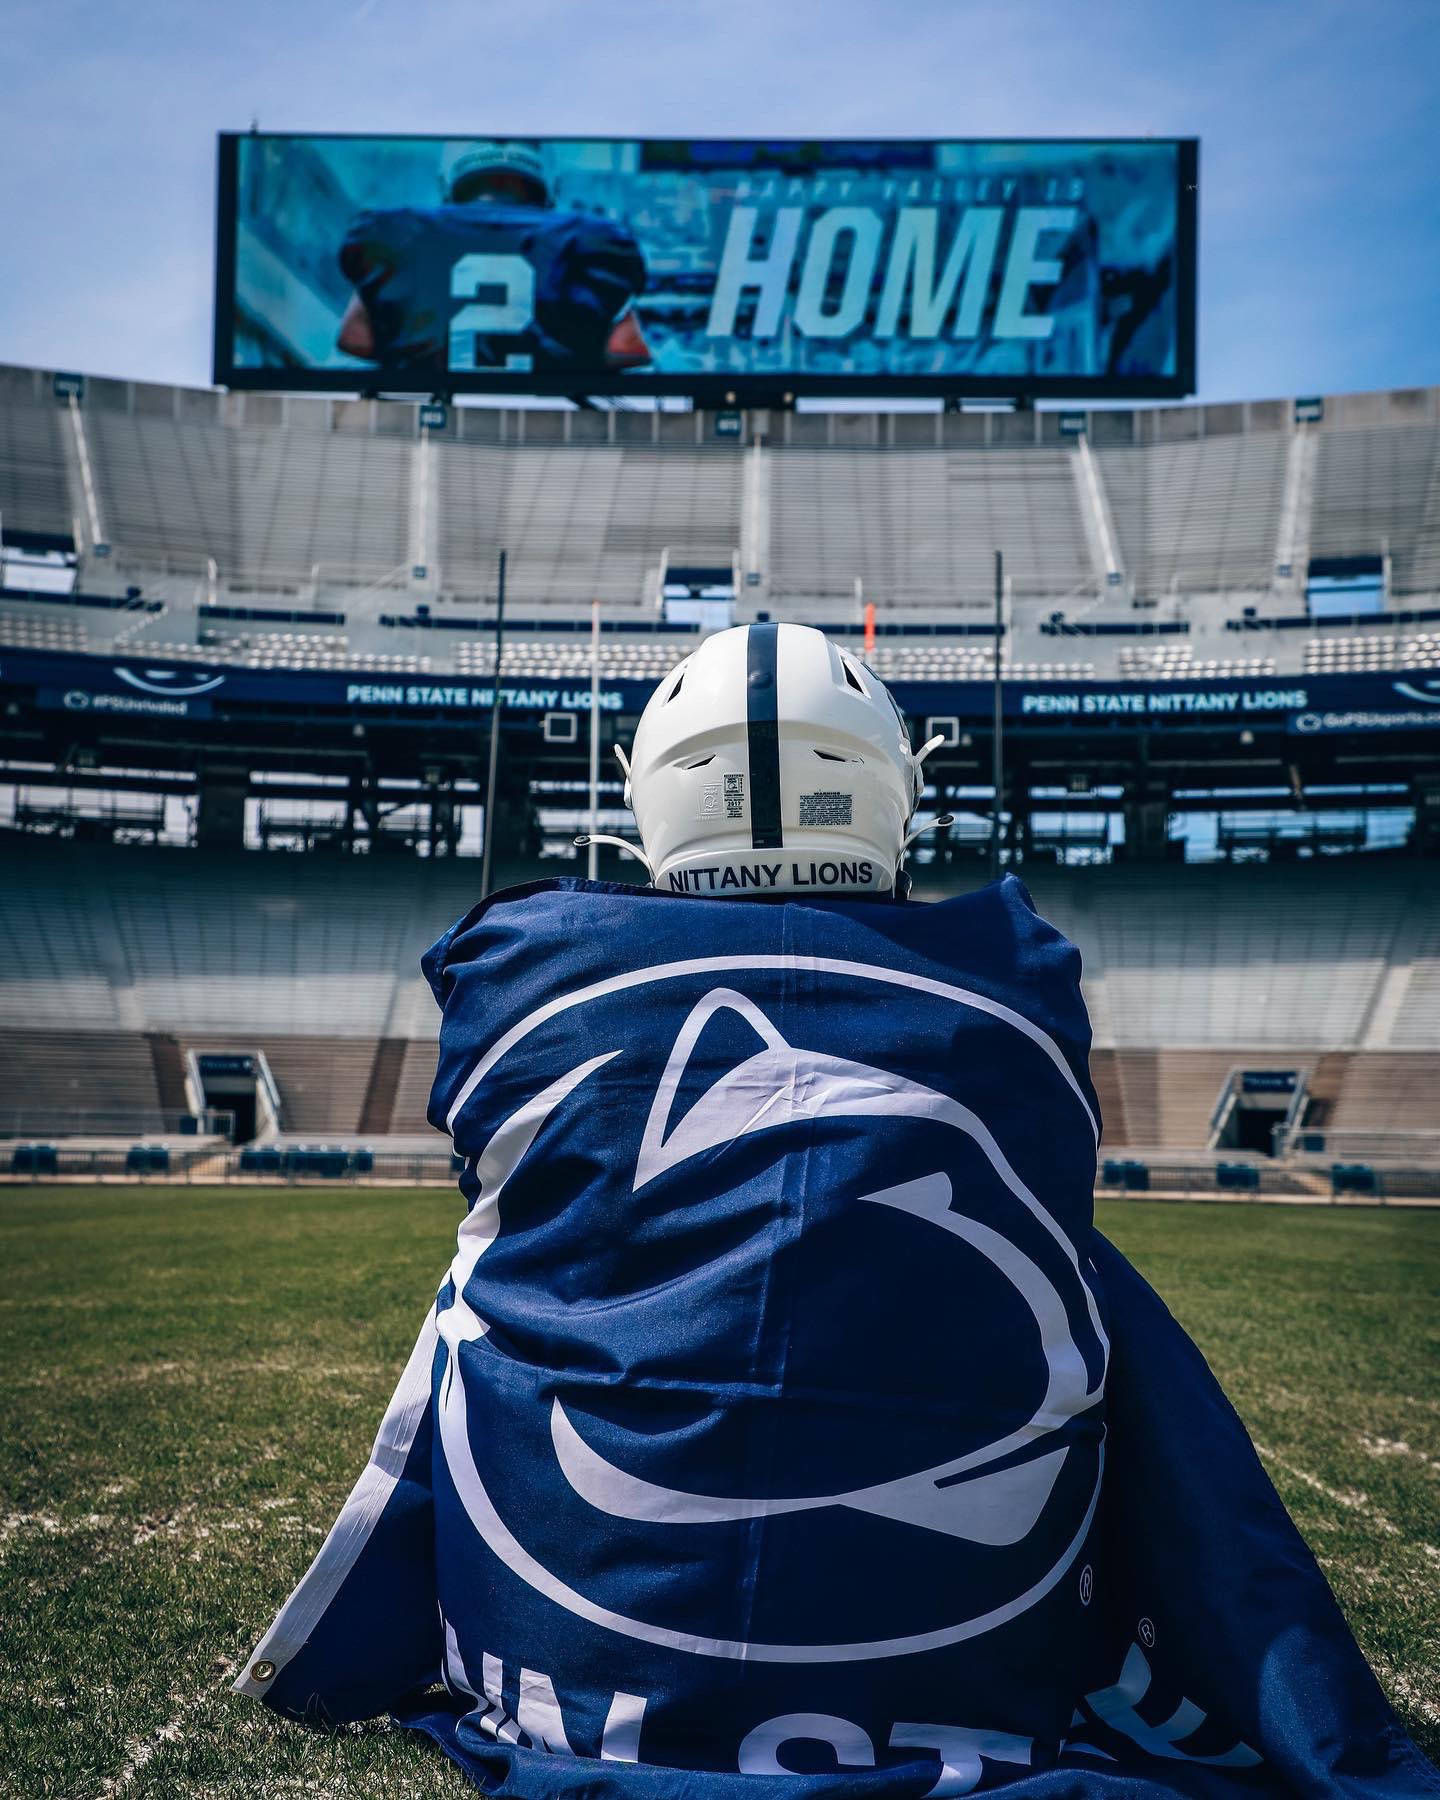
2, 0, 1437, 402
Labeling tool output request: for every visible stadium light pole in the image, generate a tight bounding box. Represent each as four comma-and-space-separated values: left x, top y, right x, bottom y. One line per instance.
991, 549, 1004, 881
480, 548, 507, 899
588, 597, 600, 881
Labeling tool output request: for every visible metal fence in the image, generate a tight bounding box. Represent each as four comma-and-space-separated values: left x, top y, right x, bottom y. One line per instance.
1096, 1157, 1440, 1203
2, 1146, 1436, 1202
0, 1145, 458, 1184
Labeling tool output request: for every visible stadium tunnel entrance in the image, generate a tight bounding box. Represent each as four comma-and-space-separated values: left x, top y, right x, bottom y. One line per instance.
186, 1050, 281, 1144
1210, 1068, 1307, 1157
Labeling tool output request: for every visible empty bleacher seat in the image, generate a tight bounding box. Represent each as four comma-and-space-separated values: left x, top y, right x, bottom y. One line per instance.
1310, 424, 1440, 596
1097, 432, 1288, 596
769, 446, 1091, 607
1, 843, 1438, 1158
239, 1146, 283, 1173
11, 1144, 58, 1174
125, 1144, 170, 1174
0, 608, 88, 651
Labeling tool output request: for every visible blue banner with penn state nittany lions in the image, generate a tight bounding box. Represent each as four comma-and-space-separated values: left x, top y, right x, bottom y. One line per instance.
215, 135, 1196, 399
235, 877, 1435, 1797
10, 645, 1440, 741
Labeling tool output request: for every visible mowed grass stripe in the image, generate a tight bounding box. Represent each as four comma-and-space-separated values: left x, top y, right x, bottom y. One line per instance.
0, 1187, 1434, 1795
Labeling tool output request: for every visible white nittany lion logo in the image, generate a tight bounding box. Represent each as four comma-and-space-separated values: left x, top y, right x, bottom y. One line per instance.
435, 961, 1106, 1663
1393, 678, 1440, 707
115, 665, 226, 697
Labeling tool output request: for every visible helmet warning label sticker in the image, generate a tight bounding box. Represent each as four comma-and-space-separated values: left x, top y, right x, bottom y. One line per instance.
799, 790, 853, 827
724, 774, 746, 820
699, 783, 721, 819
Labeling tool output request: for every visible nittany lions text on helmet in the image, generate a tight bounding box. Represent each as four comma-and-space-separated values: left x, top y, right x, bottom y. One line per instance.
618, 623, 943, 898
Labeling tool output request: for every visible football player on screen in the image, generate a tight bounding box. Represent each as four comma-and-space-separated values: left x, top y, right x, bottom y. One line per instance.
336, 140, 650, 377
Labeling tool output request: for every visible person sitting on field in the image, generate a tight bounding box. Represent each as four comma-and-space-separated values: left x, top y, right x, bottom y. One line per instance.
237, 624, 1436, 1800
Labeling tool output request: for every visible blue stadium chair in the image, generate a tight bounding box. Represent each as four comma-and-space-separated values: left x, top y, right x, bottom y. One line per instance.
1331, 1163, 1378, 1197
280, 1145, 352, 1178
1102, 1158, 1150, 1192
1216, 1162, 1260, 1191
122, 1144, 171, 1174
11, 1144, 58, 1175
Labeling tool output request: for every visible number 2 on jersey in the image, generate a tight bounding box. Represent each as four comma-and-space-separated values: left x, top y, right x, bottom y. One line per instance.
449, 254, 535, 370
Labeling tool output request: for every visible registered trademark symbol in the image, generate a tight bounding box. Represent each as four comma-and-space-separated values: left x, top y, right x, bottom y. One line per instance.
1138, 1616, 1156, 1647
1078, 1564, 1093, 1606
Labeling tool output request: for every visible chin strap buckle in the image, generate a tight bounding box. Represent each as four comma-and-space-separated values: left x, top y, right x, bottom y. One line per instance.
902, 812, 955, 853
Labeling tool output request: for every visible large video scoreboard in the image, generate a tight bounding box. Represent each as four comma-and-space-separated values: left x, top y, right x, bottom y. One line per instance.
214, 135, 1197, 402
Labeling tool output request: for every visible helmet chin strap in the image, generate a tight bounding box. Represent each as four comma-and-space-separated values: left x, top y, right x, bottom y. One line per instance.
573, 745, 652, 875
894, 812, 955, 897
613, 743, 634, 810
574, 835, 655, 878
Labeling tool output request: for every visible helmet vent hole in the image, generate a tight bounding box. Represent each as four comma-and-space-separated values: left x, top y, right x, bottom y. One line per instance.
684, 754, 714, 770
814, 749, 851, 763
667, 672, 685, 702
841, 660, 866, 694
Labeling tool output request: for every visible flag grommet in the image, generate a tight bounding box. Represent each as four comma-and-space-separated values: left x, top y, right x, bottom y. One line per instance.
250, 1660, 276, 1683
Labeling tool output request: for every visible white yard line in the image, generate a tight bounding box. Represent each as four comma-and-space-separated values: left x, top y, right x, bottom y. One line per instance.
97, 1662, 233, 1799
98, 1705, 190, 1798
1372, 1658, 1440, 1730
1254, 1444, 1400, 1535
1, 1510, 65, 1545
1257, 1444, 1440, 1563
1359, 1434, 1439, 1475
0, 1510, 113, 1554
131, 1502, 201, 1548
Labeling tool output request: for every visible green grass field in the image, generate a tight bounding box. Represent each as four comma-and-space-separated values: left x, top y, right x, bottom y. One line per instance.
1, 1187, 1436, 1798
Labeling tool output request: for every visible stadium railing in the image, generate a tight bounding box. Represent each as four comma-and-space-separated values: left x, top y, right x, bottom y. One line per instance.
1272, 1126, 1440, 1163
3, 1148, 1437, 1203
0, 1145, 458, 1184
0, 1108, 234, 1140
1093, 1158, 1440, 1203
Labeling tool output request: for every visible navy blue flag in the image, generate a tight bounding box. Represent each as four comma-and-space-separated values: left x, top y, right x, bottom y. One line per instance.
236, 876, 1436, 1798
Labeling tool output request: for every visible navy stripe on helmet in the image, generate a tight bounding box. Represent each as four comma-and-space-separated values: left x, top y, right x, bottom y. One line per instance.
745, 622, 783, 850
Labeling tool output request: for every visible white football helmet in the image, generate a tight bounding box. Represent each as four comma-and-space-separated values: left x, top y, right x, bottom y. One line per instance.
439, 140, 550, 207
586, 624, 946, 898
